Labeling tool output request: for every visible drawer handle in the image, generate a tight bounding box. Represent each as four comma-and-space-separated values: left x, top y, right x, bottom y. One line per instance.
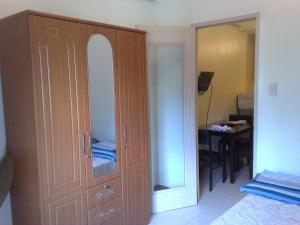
94, 189, 114, 201
99, 208, 116, 218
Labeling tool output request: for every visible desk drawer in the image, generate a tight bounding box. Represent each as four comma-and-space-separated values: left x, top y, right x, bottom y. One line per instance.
88, 198, 121, 225
88, 178, 121, 209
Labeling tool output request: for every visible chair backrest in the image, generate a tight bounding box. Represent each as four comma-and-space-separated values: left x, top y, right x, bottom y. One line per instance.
229, 114, 253, 126
237, 94, 254, 115
198, 129, 209, 145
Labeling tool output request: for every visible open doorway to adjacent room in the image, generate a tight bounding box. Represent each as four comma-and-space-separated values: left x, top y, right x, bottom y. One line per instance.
196, 18, 257, 203
139, 14, 259, 217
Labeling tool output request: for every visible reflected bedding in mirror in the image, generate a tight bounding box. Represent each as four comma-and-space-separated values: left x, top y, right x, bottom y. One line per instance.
87, 34, 117, 179
92, 141, 116, 177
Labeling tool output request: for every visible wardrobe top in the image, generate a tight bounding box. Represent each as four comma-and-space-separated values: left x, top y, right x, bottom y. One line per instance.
0, 10, 147, 34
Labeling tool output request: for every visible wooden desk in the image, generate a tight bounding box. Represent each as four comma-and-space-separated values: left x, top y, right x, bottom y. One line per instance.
199, 123, 253, 191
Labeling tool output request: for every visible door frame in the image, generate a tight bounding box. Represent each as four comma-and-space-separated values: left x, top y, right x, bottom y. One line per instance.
191, 13, 260, 198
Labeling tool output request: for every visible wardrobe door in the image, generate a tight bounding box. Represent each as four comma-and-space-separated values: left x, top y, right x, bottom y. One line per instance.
29, 16, 86, 225
117, 31, 151, 225
82, 25, 122, 188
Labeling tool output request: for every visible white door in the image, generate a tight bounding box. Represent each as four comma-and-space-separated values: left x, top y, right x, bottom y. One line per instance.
137, 26, 197, 213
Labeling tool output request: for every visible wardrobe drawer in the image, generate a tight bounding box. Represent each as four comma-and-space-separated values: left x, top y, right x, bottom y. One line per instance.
88, 198, 121, 225
88, 178, 121, 209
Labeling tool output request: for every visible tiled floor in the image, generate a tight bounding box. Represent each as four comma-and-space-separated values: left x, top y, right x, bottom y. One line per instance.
149, 166, 249, 225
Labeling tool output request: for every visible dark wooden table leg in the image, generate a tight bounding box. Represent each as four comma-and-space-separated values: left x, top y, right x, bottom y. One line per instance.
209, 133, 213, 191
229, 137, 235, 184
221, 139, 227, 183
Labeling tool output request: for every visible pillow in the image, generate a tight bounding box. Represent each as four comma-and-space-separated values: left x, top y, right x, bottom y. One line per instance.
240, 170, 300, 205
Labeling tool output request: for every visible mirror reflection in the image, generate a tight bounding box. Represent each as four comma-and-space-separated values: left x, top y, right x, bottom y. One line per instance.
149, 45, 185, 192
87, 34, 116, 178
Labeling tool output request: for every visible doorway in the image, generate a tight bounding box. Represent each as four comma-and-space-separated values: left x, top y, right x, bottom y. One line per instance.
138, 13, 259, 215
194, 15, 259, 198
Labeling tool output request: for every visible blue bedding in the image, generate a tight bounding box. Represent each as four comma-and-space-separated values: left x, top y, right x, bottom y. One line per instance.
241, 170, 300, 205
92, 141, 116, 161
93, 141, 116, 151
93, 150, 116, 161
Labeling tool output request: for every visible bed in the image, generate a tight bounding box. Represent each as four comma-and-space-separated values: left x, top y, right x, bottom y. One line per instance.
212, 171, 300, 225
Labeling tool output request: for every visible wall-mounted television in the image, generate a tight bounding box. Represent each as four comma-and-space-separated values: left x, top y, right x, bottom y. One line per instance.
198, 71, 214, 94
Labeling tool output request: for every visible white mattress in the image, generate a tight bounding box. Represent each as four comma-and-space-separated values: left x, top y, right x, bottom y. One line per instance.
212, 194, 300, 225
93, 157, 116, 177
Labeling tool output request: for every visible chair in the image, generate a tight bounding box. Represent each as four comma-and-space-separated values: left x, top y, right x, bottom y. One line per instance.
237, 94, 254, 115
229, 114, 253, 180
235, 144, 253, 180
198, 129, 226, 191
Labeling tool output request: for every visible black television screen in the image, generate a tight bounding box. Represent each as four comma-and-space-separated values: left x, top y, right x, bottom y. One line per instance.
198, 71, 214, 93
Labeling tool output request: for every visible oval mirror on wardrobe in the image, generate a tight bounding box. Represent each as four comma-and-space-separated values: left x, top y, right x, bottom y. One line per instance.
87, 34, 117, 179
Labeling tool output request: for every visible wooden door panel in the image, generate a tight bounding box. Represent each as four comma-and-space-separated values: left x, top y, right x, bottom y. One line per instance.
101, 216, 122, 225
29, 16, 85, 198
40, 27, 80, 190
117, 31, 151, 225
48, 192, 84, 225
123, 167, 150, 225
80, 25, 122, 188
118, 32, 148, 170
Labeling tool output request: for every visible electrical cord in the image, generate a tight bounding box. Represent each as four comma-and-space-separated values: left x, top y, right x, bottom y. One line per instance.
205, 83, 213, 129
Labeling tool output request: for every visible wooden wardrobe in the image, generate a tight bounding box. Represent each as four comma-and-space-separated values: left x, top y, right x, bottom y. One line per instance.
0, 11, 151, 225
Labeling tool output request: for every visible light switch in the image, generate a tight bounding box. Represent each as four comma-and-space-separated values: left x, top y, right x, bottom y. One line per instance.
269, 82, 278, 97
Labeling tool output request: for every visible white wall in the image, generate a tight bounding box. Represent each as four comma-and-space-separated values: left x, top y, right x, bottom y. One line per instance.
0, 80, 6, 166
88, 35, 115, 142
153, 0, 300, 178
0, 0, 156, 28
188, 0, 300, 176
0, 79, 12, 225
197, 25, 255, 126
